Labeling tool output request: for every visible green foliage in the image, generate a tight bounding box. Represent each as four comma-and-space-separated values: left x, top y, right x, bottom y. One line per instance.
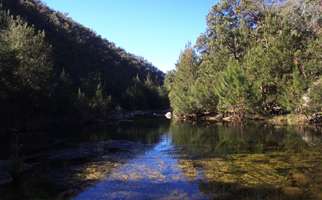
89, 83, 112, 118
302, 33, 322, 79
306, 77, 322, 113
2, 17, 52, 92
190, 78, 218, 113
279, 71, 308, 112
164, 70, 176, 92
214, 60, 256, 118
50, 69, 75, 116
125, 75, 148, 109
123, 74, 168, 110
168, 0, 322, 120
168, 45, 200, 115
0, 8, 53, 128
0, 0, 168, 131
0, 38, 17, 99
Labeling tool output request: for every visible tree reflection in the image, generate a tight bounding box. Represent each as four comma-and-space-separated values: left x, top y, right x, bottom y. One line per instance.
170, 122, 318, 157
171, 122, 322, 200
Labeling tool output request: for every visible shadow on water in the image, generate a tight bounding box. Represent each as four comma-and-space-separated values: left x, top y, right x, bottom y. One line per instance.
198, 180, 294, 200
0, 120, 322, 200
0, 119, 170, 200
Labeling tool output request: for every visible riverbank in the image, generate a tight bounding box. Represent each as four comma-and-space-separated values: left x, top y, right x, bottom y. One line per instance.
173, 112, 322, 127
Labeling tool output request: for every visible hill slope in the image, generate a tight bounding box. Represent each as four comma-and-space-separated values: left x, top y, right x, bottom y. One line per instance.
0, 0, 168, 130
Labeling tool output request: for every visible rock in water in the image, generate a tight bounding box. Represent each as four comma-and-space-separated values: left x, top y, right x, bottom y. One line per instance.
165, 112, 172, 119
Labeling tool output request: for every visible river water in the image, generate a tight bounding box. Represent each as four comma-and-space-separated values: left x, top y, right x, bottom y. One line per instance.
1, 119, 322, 200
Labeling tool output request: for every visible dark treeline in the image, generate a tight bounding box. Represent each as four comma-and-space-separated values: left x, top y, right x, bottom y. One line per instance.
166, 0, 322, 121
0, 0, 168, 132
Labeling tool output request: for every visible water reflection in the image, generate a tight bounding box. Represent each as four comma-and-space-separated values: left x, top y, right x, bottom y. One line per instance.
74, 135, 207, 200
74, 122, 322, 200
78, 119, 170, 144
171, 122, 322, 200
1, 120, 321, 200
171, 123, 322, 157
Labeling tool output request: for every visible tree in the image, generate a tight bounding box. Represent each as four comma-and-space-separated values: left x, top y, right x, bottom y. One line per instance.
206, 0, 261, 61
169, 45, 199, 116
50, 69, 76, 117
164, 70, 176, 92
214, 60, 256, 120
124, 75, 147, 110
90, 82, 112, 118
306, 77, 322, 113
166, 0, 322, 121
1, 0, 168, 127
0, 9, 53, 128
2, 16, 53, 94
302, 33, 322, 80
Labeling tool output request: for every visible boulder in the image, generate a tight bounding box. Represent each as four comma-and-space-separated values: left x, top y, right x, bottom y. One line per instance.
223, 116, 237, 122
165, 112, 172, 119
205, 114, 223, 122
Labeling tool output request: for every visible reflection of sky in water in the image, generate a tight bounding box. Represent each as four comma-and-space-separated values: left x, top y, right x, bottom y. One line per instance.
0, 121, 321, 200
74, 134, 208, 200
73, 123, 322, 200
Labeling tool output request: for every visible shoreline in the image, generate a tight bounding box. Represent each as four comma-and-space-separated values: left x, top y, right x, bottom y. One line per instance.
172, 113, 322, 127
0, 109, 170, 135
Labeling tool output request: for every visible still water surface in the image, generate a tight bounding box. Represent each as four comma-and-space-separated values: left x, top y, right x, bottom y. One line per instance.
73, 120, 322, 200
1, 119, 322, 200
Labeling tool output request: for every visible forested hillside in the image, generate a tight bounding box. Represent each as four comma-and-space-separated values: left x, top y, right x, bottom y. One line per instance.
0, 0, 168, 131
166, 0, 322, 122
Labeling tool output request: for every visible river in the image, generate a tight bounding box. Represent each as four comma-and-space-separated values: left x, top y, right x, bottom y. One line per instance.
1, 119, 322, 200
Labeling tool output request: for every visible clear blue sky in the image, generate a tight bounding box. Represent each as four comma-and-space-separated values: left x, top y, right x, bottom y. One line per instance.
42, 0, 217, 72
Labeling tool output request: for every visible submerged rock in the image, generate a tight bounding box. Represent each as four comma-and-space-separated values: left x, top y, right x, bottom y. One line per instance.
282, 186, 304, 198
291, 173, 310, 186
